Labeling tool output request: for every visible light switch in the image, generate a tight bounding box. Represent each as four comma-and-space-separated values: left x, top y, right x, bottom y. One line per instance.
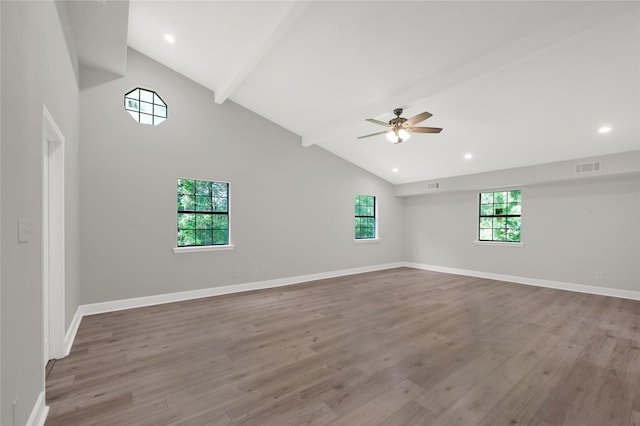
18, 218, 30, 243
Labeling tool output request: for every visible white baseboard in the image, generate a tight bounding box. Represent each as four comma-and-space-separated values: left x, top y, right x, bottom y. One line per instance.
64, 262, 403, 354
404, 262, 640, 301
64, 306, 83, 356
78, 262, 404, 317
62, 260, 639, 357
26, 391, 49, 426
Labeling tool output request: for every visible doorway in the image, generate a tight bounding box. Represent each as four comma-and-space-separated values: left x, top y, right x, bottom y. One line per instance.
42, 106, 65, 364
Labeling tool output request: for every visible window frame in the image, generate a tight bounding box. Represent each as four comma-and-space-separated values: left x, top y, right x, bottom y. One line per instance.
477, 189, 522, 245
174, 178, 233, 253
124, 87, 168, 126
354, 195, 378, 241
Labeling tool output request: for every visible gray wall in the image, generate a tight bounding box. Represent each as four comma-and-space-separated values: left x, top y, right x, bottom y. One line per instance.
396, 151, 640, 197
403, 174, 640, 292
0, 4, 636, 424
1, 1, 81, 424
79, 49, 405, 304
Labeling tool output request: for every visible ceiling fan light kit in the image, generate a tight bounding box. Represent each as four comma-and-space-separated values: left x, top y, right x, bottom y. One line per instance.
359, 108, 442, 144
386, 128, 410, 143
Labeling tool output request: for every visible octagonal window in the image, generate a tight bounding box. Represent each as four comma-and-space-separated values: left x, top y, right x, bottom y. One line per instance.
124, 87, 167, 126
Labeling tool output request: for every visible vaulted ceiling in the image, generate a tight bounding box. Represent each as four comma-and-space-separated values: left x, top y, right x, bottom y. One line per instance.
71, 1, 640, 184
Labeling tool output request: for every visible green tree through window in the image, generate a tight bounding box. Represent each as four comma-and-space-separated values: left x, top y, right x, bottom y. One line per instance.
479, 190, 521, 242
177, 179, 229, 246
355, 195, 376, 239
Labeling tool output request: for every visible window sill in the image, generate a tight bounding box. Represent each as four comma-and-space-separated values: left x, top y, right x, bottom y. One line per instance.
353, 238, 380, 244
473, 241, 523, 248
173, 245, 235, 254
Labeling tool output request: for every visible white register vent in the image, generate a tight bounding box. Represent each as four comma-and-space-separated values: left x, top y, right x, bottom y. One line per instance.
575, 161, 601, 174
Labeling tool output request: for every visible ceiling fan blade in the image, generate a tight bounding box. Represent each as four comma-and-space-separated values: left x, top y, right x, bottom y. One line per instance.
365, 118, 390, 127
404, 111, 433, 127
407, 127, 443, 133
358, 130, 389, 139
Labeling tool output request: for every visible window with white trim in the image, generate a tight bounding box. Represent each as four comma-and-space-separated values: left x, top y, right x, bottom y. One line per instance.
354, 195, 376, 239
478, 190, 521, 242
177, 179, 229, 247
124, 87, 167, 126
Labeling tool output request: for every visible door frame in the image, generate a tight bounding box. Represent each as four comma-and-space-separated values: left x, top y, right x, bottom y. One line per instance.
42, 105, 65, 363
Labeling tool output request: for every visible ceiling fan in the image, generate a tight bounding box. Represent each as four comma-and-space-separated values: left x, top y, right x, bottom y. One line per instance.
358, 108, 442, 144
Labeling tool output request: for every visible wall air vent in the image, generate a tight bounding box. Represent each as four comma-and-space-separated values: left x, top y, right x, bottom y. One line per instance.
575, 161, 601, 174
427, 182, 440, 190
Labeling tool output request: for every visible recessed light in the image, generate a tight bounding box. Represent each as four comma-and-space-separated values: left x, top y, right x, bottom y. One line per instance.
392, 168, 399, 173
598, 126, 611, 134
464, 153, 473, 159
164, 34, 176, 44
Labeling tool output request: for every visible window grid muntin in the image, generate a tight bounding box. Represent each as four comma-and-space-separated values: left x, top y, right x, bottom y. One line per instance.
355, 195, 376, 239
124, 87, 168, 126
479, 190, 521, 242
177, 179, 229, 247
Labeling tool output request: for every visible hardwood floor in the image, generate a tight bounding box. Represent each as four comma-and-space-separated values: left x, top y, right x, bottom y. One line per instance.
46, 268, 640, 425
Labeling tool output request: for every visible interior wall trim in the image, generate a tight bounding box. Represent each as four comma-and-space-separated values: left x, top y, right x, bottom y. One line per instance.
26, 391, 49, 426
60, 261, 639, 363
404, 262, 640, 301
76, 262, 406, 316
63, 307, 83, 357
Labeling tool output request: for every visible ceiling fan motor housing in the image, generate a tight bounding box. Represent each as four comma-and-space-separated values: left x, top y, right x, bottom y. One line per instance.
390, 108, 407, 126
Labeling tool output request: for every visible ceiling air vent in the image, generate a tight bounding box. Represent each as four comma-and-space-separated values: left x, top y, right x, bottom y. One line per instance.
575, 161, 601, 174
427, 182, 440, 190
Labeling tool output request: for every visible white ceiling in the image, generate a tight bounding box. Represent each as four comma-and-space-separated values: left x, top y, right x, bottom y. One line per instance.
127, 1, 640, 184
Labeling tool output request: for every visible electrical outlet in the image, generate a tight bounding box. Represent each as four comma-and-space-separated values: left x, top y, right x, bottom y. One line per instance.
234, 269, 240, 277
596, 272, 604, 280
18, 218, 30, 243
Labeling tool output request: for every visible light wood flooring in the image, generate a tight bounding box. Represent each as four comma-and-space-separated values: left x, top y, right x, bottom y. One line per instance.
46, 268, 640, 425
